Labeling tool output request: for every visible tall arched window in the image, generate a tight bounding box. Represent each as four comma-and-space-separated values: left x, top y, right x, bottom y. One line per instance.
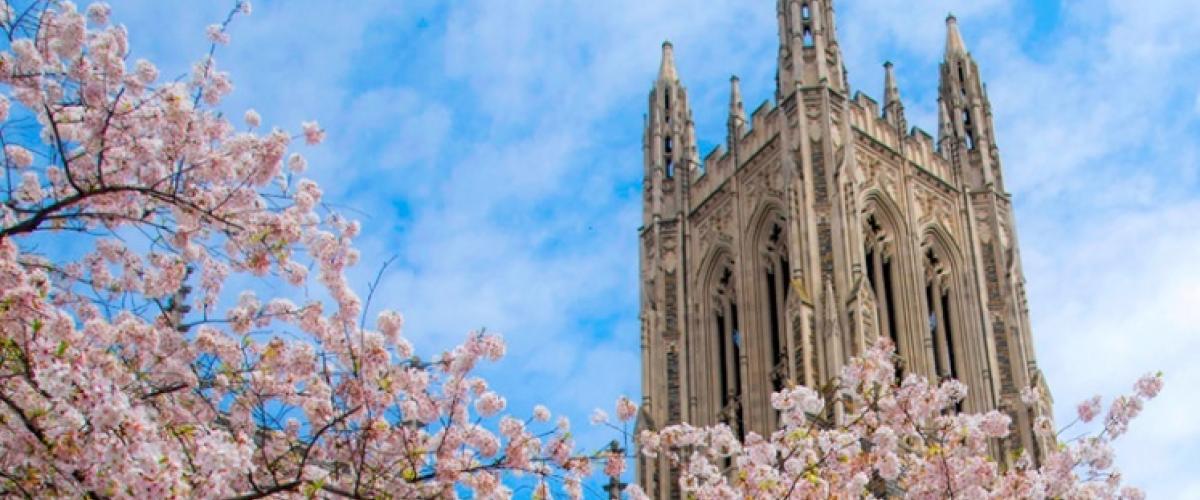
711, 262, 744, 438
759, 217, 790, 393
864, 210, 904, 379
863, 215, 898, 348
923, 245, 959, 383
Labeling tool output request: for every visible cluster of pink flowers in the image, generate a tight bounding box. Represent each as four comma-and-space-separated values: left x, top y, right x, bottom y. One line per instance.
0, 2, 635, 498
633, 338, 1160, 499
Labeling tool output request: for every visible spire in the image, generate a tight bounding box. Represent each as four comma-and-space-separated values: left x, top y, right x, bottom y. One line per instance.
945, 14, 968, 58
728, 75, 746, 144
658, 41, 678, 83
937, 13, 1000, 187
882, 61, 905, 130
644, 40, 694, 219
776, 0, 847, 96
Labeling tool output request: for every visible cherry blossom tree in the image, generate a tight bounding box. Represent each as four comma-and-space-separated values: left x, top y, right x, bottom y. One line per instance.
0, 2, 628, 498
631, 339, 1161, 500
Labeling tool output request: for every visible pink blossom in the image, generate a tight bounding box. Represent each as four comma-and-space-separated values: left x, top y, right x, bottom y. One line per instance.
1033, 415, 1055, 437
17, 171, 42, 202
5, 145, 33, 168
616, 396, 637, 422
1134, 372, 1163, 399
604, 451, 625, 477
376, 310, 404, 343
1020, 385, 1041, 406
244, 109, 261, 128
206, 24, 230, 45
86, 2, 111, 25
532, 404, 551, 422
1077, 395, 1102, 423
134, 59, 158, 84
1120, 486, 1146, 500
287, 153, 307, 173
475, 392, 506, 417
638, 340, 1159, 499
590, 408, 608, 425
239, 1, 252, 15
301, 120, 325, 145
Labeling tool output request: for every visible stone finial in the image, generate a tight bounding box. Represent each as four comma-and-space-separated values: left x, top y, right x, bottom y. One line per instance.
945, 14, 968, 57
658, 41, 678, 83
729, 75, 746, 125
883, 62, 900, 109
823, 278, 842, 339
937, 97, 955, 152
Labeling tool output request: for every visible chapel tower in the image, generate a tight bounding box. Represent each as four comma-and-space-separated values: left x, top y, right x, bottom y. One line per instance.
636, 4, 1053, 497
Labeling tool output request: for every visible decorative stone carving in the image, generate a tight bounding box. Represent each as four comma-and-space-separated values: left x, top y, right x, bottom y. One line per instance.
662, 249, 677, 274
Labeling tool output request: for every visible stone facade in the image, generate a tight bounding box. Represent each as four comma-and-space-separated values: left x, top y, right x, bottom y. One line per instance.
636, 2, 1053, 497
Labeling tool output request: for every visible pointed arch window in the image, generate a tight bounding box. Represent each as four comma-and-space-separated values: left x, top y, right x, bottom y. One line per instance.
760, 218, 791, 394
864, 213, 902, 378
923, 246, 958, 384
803, 27, 814, 47
801, 3, 811, 20
712, 263, 744, 438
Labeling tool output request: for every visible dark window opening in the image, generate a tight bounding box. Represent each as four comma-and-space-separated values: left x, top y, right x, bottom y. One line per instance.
965, 130, 975, 150
766, 268, 782, 392
958, 63, 966, 84
781, 256, 791, 299
803, 27, 814, 47
664, 138, 675, 178
731, 304, 742, 354
801, 3, 811, 20
730, 302, 744, 439
962, 110, 971, 125
865, 245, 876, 289
926, 280, 943, 376
716, 311, 729, 407
942, 289, 957, 380
664, 91, 671, 111
882, 257, 901, 379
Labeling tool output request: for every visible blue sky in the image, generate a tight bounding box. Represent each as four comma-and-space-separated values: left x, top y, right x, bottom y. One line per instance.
101, 0, 1199, 497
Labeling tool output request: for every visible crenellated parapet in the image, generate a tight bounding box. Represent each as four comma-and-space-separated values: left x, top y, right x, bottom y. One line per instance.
846, 88, 955, 187
689, 98, 785, 208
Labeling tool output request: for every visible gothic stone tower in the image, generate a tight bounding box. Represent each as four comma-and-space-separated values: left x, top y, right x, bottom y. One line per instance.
636, 2, 1053, 496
